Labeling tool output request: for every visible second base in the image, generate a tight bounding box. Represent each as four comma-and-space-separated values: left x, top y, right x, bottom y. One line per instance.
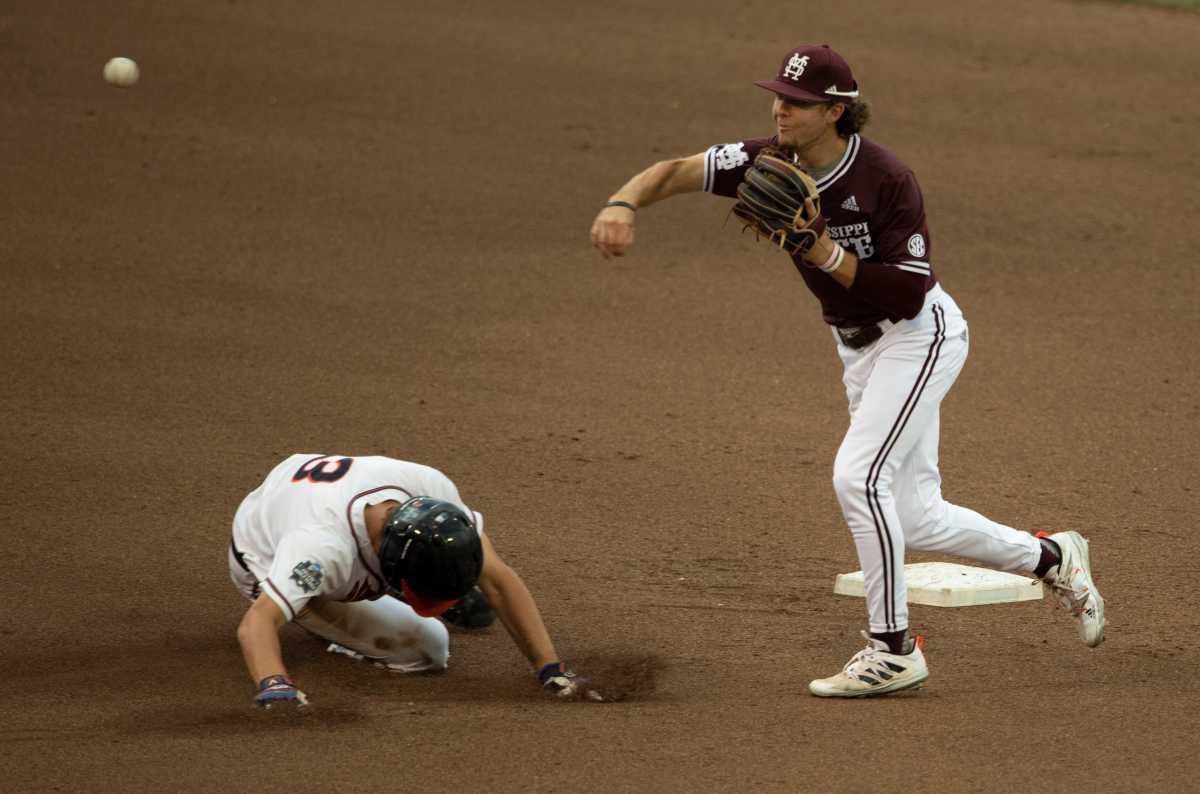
833, 562, 1043, 607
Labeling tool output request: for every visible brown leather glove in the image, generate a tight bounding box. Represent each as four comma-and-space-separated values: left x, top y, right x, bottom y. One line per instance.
731, 149, 827, 256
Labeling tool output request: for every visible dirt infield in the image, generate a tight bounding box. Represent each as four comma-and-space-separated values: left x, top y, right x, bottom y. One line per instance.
3, 1, 1199, 791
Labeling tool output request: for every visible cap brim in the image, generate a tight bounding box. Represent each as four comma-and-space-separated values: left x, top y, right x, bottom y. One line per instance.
401, 580, 458, 617
754, 79, 833, 103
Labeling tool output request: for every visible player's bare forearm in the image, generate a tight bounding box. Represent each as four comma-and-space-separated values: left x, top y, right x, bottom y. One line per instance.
591, 153, 706, 258
827, 249, 857, 287
608, 154, 705, 209
479, 562, 559, 670
477, 533, 558, 669
237, 594, 289, 683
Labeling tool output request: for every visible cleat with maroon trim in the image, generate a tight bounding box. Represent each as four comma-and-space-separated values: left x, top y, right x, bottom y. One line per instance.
1039, 531, 1106, 647
809, 632, 929, 698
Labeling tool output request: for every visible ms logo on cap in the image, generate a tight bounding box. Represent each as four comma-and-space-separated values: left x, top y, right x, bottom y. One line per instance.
755, 44, 859, 104
784, 54, 810, 80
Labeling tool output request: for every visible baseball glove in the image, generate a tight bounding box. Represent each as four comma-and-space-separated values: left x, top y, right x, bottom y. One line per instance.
731, 149, 826, 256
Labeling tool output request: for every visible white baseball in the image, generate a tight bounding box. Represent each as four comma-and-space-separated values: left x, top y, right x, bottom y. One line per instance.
103, 57, 139, 88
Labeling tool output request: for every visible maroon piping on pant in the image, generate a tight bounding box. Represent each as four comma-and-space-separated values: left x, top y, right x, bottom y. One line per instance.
863, 303, 946, 632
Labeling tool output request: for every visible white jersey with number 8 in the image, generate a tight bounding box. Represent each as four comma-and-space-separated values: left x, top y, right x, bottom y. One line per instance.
230, 453, 484, 622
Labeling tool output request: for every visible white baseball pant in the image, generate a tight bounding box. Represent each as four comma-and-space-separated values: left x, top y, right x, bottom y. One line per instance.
831, 284, 1043, 634
228, 548, 449, 672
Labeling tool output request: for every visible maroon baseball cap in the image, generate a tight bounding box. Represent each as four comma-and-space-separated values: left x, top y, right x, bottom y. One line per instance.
754, 44, 859, 104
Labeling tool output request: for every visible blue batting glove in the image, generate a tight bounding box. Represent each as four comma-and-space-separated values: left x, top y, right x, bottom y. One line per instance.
254, 674, 309, 709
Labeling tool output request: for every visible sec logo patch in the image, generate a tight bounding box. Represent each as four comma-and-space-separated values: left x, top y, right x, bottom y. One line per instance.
907, 234, 927, 257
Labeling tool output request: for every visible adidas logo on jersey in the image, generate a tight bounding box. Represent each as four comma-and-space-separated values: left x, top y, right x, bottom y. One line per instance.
841, 195, 861, 212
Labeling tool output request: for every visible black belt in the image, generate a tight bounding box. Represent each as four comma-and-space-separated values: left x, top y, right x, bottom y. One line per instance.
230, 537, 261, 599
230, 537, 252, 573
836, 323, 884, 350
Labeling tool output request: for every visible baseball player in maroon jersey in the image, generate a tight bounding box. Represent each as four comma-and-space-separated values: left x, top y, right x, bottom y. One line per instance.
590, 44, 1105, 697
231, 453, 597, 707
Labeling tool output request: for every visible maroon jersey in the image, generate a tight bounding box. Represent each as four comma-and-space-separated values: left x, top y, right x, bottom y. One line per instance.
705, 134, 937, 327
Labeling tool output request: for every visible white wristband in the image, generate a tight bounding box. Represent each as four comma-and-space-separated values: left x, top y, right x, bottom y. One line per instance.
817, 244, 845, 274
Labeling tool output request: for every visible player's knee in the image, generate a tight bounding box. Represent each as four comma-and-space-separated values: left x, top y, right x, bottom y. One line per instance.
416, 617, 450, 670
902, 503, 952, 549
831, 456, 875, 505
380, 619, 449, 672
373, 617, 449, 672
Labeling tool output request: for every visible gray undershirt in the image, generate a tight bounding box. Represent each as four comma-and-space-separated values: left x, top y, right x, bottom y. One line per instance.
806, 161, 837, 182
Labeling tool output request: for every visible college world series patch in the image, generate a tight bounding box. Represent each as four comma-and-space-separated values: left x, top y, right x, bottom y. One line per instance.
289, 560, 324, 593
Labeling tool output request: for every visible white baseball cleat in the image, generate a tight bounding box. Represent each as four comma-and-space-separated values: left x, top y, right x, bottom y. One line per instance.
326, 642, 368, 662
1040, 531, 1106, 647
809, 632, 929, 698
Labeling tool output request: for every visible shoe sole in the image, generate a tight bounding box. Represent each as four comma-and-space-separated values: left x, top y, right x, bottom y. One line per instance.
1079, 536, 1105, 647
1061, 532, 1106, 647
809, 670, 929, 698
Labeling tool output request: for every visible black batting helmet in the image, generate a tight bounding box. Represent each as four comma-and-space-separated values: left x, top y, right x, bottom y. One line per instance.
378, 496, 483, 617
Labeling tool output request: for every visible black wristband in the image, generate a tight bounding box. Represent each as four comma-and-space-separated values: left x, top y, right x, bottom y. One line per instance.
605, 200, 637, 212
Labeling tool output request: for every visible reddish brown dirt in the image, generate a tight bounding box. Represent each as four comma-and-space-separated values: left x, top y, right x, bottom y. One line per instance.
4, 1, 1199, 791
